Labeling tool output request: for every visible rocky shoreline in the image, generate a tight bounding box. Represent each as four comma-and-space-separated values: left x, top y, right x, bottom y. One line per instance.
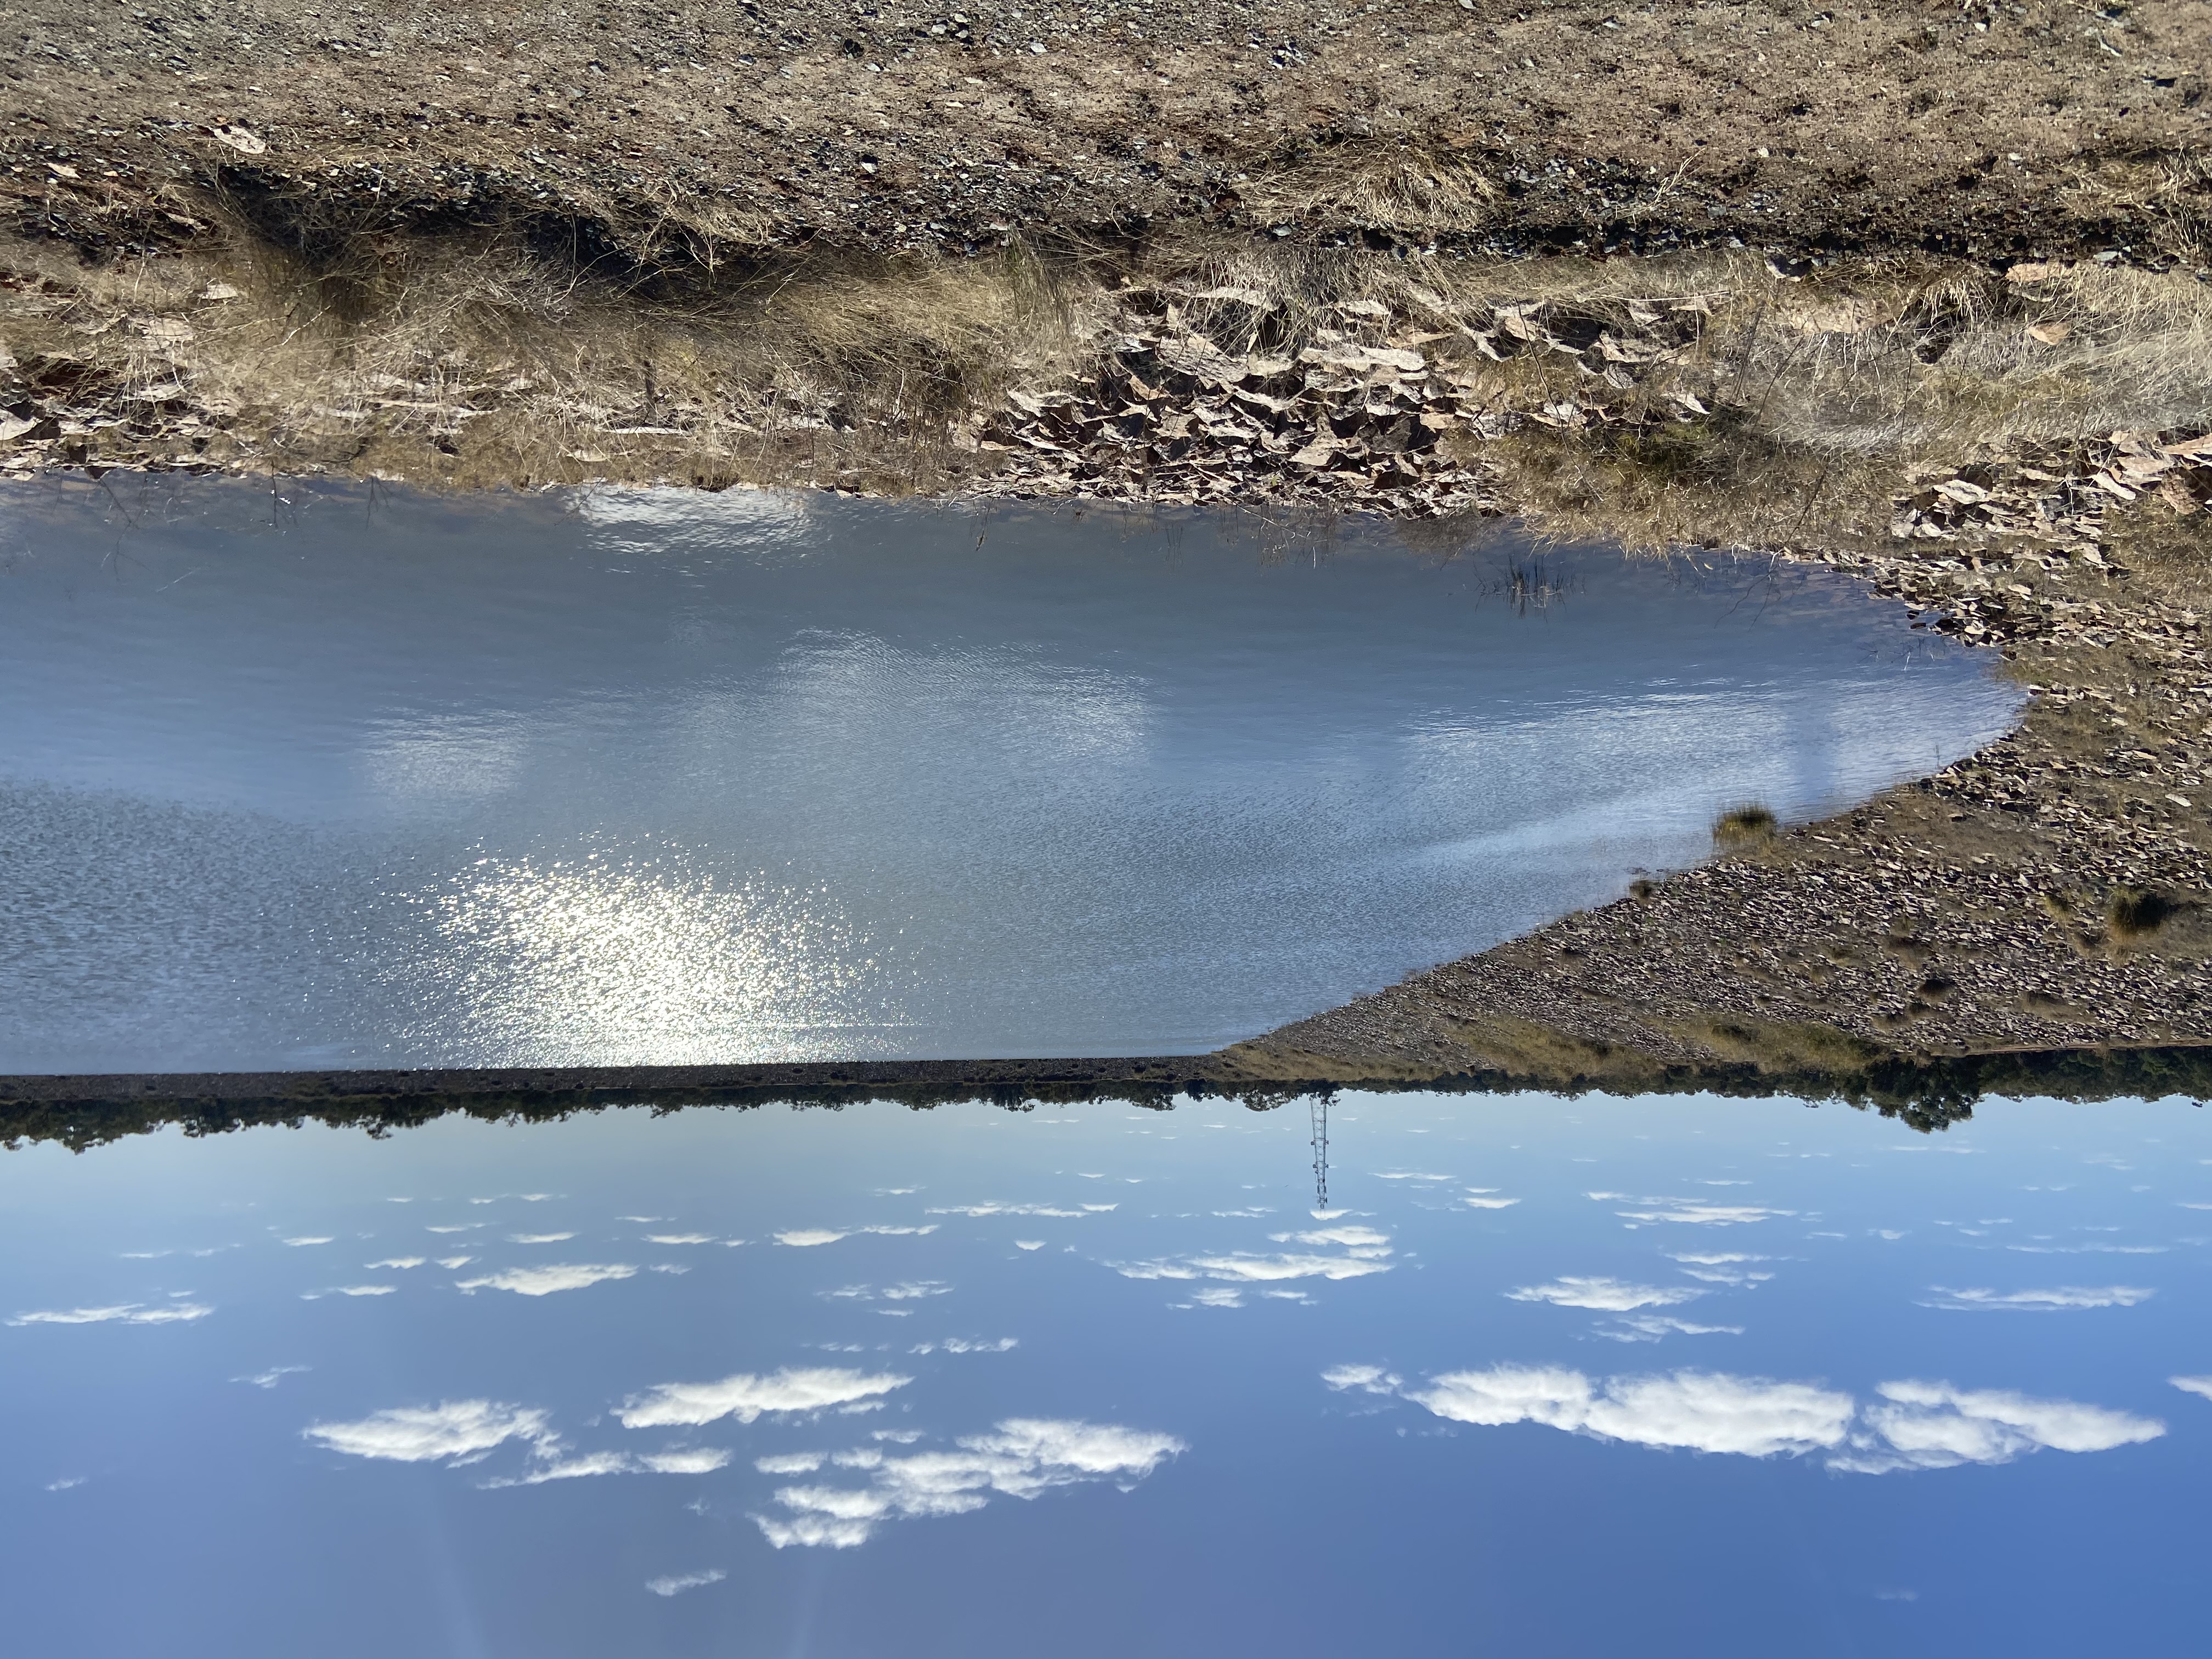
1228, 490, 2212, 1085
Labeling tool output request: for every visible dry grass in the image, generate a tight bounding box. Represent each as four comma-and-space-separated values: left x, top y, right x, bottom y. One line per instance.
1, 198, 1098, 492
9, 195, 2212, 549
1713, 804, 1780, 845
1239, 145, 1502, 242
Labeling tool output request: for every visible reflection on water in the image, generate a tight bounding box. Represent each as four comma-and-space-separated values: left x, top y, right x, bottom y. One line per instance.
390, 844, 897, 1065
0, 1091, 2201, 1657
0, 477, 2023, 1070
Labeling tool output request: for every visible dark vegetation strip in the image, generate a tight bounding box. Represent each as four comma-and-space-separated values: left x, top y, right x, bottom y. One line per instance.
2, 1045, 2206, 1153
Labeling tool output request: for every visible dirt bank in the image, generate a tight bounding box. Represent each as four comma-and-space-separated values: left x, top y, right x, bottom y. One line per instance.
9, 0, 2211, 263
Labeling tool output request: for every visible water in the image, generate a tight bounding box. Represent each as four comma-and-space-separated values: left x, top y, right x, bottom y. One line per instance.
0, 477, 2020, 1073
0, 1090, 2202, 1657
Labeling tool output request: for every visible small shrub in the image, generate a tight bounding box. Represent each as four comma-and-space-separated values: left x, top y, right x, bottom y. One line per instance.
2108, 886, 2177, 939
1713, 804, 1779, 845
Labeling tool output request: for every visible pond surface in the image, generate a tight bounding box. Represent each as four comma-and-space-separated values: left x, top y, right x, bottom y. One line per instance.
0, 478, 2019, 1070
0, 1090, 2203, 1658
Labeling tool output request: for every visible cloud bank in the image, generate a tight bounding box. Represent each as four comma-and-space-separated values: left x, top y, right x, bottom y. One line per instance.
1115, 1224, 1393, 1285
1833, 1380, 2166, 1472
1919, 1285, 2155, 1311
1328, 1364, 2163, 1471
753, 1418, 1186, 1549
1506, 1276, 1703, 1313
307, 1399, 734, 1486
775, 1225, 940, 1246
454, 1263, 637, 1296
305, 1400, 554, 1464
9, 1302, 212, 1327
617, 1367, 912, 1429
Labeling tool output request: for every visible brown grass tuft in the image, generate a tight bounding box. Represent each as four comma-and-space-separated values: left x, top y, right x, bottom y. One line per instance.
1713, 804, 1780, 845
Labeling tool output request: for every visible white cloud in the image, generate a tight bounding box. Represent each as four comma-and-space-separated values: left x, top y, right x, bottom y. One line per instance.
1615, 1201, 1794, 1226
319, 1285, 397, 1298
1360, 1364, 2161, 1473
1190, 1252, 1392, 1282
1322, 1364, 1403, 1395
435, 1256, 474, 1269
1271, 1226, 1391, 1251
1406, 1367, 1856, 1457
1373, 1172, 1452, 1182
305, 1400, 552, 1465
1118, 1232, 1395, 1285
455, 1264, 636, 1297
1014, 1240, 1046, 1251
1506, 1277, 1703, 1313
618, 1367, 912, 1429
1671, 1252, 1775, 1286
753, 1418, 1185, 1550
366, 1257, 426, 1270
1184, 1288, 1245, 1308
1597, 1316, 1744, 1342
483, 1451, 637, 1487
775, 1226, 939, 1246
2170, 1375, 2212, 1402
9, 1302, 212, 1327
646, 1570, 726, 1598
1463, 1195, 1521, 1210
928, 1203, 1088, 1218
830, 1280, 953, 1304
910, 1338, 1018, 1355
509, 1233, 575, 1244
640, 1448, 732, 1474
756, 1452, 827, 1475
281, 1236, 336, 1247
1920, 1285, 2155, 1312
647, 1234, 716, 1245
1832, 1380, 2166, 1472
235, 1365, 310, 1389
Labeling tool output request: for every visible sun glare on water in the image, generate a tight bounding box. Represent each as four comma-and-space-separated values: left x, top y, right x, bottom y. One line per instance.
386, 844, 906, 1066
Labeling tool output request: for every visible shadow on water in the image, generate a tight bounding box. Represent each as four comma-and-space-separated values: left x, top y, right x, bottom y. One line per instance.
2, 1045, 2204, 1153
